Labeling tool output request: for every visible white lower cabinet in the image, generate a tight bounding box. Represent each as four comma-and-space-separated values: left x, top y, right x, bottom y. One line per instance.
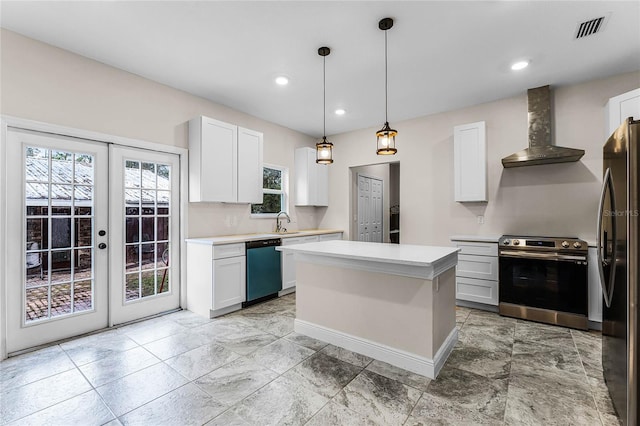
186, 241, 246, 318
456, 276, 498, 305
213, 256, 246, 311
281, 232, 343, 292
451, 238, 499, 307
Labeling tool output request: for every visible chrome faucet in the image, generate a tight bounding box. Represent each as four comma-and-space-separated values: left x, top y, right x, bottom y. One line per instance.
275, 211, 291, 233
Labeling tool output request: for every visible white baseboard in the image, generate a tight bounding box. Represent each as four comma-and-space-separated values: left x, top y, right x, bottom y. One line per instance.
210, 303, 242, 318
295, 319, 457, 379
278, 287, 296, 297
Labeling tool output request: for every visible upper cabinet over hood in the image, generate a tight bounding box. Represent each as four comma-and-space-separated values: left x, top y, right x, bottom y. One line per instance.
501, 85, 585, 168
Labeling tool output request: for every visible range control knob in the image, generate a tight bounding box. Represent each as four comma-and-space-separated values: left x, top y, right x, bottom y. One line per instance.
573, 241, 582, 249
561, 241, 570, 248
503, 239, 510, 245
513, 239, 520, 246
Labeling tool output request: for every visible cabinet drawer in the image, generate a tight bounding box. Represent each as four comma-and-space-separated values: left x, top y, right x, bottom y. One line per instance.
454, 242, 498, 257
318, 233, 342, 242
457, 254, 498, 281
212, 243, 245, 260
283, 236, 318, 246
456, 276, 498, 306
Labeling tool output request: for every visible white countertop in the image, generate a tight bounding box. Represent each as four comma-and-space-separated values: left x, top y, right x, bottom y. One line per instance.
278, 240, 459, 280
185, 229, 344, 245
450, 235, 501, 243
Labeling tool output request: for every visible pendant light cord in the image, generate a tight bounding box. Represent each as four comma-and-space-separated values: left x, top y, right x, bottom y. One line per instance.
384, 29, 388, 123
323, 55, 326, 137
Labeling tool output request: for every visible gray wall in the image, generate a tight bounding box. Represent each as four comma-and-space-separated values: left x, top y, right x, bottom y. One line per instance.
0, 29, 322, 237
321, 71, 640, 245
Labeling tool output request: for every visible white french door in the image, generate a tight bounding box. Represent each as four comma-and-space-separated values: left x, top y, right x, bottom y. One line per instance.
357, 174, 383, 243
5, 129, 109, 353
109, 146, 180, 325
5, 129, 181, 353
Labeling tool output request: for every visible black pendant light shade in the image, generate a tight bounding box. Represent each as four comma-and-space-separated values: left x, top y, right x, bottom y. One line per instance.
376, 17, 398, 156
316, 46, 333, 164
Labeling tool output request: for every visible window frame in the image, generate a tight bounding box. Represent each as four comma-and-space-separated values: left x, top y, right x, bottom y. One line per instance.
250, 163, 289, 219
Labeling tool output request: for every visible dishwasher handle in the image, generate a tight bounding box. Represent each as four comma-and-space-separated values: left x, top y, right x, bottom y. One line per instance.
246, 238, 282, 249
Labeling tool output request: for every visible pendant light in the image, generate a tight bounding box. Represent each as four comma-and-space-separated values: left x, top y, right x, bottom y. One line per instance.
316, 46, 333, 164
376, 17, 398, 155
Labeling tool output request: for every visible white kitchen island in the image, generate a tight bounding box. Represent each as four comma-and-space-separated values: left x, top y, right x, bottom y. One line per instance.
277, 240, 459, 379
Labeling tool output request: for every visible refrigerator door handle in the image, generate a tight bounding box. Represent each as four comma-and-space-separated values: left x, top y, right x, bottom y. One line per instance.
597, 167, 617, 308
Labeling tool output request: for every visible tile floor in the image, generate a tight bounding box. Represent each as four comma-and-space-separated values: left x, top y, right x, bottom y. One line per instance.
0, 294, 622, 425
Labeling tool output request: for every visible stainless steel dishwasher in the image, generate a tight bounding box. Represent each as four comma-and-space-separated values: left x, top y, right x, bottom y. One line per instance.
243, 238, 282, 307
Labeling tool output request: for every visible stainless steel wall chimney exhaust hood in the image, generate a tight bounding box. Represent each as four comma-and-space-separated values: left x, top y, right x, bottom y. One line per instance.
501, 85, 585, 168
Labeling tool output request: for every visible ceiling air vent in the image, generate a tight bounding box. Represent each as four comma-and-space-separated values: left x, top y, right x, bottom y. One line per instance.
575, 15, 608, 39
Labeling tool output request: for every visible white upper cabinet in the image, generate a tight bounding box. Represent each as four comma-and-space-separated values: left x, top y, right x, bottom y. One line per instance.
453, 121, 487, 202
606, 88, 640, 136
295, 147, 329, 206
189, 116, 263, 203
237, 127, 264, 204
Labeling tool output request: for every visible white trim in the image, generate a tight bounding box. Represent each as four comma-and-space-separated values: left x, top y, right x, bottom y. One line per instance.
210, 302, 243, 318
278, 287, 295, 297
289, 251, 458, 281
1, 115, 186, 155
0, 120, 7, 359
295, 319, 457, 379
0, 115, 189, 359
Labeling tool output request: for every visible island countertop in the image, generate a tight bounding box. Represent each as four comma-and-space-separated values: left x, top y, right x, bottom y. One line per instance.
277, 240, 459, 280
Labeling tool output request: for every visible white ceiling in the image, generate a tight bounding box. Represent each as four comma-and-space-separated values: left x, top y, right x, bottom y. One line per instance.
1, 1, 639, 138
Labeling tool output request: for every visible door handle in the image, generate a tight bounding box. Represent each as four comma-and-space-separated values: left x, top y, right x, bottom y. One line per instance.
98, 243, 107, 250
597, 168, 616, 308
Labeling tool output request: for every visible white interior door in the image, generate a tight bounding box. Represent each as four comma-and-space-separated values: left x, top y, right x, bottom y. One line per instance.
5, 128, 109, 353
357, 174, 383, 243
109, 146, 180, 325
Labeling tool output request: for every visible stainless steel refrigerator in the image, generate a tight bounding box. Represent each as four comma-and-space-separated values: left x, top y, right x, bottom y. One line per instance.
598, 117, 639, 426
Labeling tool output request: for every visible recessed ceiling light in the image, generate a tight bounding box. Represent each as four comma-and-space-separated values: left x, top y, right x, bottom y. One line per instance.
275, 76, 289, 86
335, 109, 346, 116
511, 61, 529, 71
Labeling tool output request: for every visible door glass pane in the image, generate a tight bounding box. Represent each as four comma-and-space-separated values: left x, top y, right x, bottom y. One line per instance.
26, 147, 49, 182
74, 154, 93, 185
123, 159, 172, 302
73, 280, 93, 312
24, 146, 96, 323
51, 151, 73, 183
142, 163, 156, 188
125, 273, 140, 301
75, 218, 93, 247
51, 284, 72, 317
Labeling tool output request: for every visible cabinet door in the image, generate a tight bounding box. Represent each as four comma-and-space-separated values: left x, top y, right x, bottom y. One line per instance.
454, 121, 487, 202
457, 254, 498, 281
281, 236, 318, 290
607, 88, 640, 136
193, 117, 237, 202
316, 160, 329, 207
456, 276, 498, 306
306, 148, 319, 205
294, 147, 329, 207
318, 233, 342, 242
213, 256, 246, 310
237, 127, 263, 204
294, 148, 310, 206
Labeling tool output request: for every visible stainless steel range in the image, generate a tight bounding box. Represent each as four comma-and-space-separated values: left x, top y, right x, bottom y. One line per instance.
498, 235, 589, 330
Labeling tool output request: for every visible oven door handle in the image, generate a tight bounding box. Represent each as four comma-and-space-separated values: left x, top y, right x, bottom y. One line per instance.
499, 250, 587, 262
